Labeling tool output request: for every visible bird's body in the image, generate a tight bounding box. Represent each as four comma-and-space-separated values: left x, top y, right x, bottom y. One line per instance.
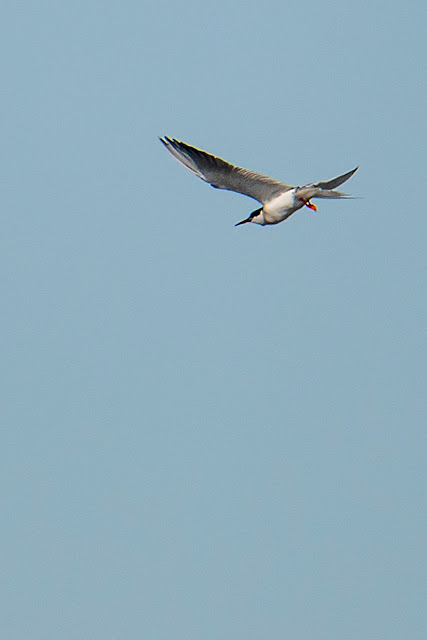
160, 137, 358, 227
263, 189, 306, 225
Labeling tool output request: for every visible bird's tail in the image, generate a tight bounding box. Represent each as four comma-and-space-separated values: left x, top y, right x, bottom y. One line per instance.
311, 189, 355, 199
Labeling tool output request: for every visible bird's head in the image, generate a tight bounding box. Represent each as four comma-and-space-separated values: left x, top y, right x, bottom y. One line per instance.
235, 208, 265, 227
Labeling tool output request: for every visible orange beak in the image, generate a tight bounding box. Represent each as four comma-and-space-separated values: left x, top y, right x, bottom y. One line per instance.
305, 201, 317, 211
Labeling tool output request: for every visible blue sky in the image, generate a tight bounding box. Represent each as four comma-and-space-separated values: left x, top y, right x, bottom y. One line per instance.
1, 1, 426, 638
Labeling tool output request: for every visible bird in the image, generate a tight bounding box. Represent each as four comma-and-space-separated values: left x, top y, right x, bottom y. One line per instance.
159, 137, 358, 227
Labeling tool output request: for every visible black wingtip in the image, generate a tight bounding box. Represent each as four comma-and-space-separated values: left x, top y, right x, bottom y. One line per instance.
346, 166, 359, 179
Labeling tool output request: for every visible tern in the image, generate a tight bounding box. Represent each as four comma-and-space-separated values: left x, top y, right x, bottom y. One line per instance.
160, 137, 358, 227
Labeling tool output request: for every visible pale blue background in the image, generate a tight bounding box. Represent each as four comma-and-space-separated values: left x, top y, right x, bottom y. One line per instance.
1, 1, 426, 638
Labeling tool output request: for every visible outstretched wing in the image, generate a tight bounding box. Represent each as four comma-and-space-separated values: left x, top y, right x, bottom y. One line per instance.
160, 137, 292, 204
297, 167, 359, 200
297, 166, 359, 200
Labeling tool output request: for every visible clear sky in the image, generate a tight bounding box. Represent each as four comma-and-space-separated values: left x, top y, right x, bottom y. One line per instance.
1, 1, 426, 638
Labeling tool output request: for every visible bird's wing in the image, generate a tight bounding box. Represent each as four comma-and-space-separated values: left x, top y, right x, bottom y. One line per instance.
296, 167, 359, 200
160, 137, 292, 204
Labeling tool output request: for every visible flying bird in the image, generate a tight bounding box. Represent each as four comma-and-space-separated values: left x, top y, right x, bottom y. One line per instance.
160, 137, 358, 227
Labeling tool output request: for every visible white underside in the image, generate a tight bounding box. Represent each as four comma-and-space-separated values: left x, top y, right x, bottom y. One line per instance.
262, 188, 304, 224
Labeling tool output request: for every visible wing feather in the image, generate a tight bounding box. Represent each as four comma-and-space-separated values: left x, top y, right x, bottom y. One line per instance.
297, 167, 359, 200
160, 137, 292, 204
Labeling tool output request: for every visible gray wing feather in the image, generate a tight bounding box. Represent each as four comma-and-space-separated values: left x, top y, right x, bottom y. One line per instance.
160, 137, 292, 204
297, 166, 359, 200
